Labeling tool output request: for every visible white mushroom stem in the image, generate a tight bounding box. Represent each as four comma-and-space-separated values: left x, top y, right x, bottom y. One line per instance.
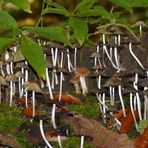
102, 46, 106, 68
118, 85, 126, 117
32, 90, 35, 117
74, 48, 77, 69
139, 25, 142, 38
39, 120, 53, 148
97, 75, 101, 89
129, 43, 144, 69
96, 93, 108, 110
80, 135, 84, 148
20, 67, 24, 97
10, 62, 13, 74
115, 36, 118, 44
134, 73, 138, 90
59, 72, 63, 101
57, 135, 62, 148
25, 91, 28, 108
114, 47, 120, 70
79, 76, 88, 95
74, 83, 81, 94
110, 47, 113, 61
6, 63, 10, 74
110, 86, 115, 106
52, 103, 57, 129
143, 93, 148, 120
102, 93, 106, 124
130, 93, 138, 130
118, 35, 121, 45
9, 80, 13, 107
18, 77, 21, 98
67, 49, 74, 72
102, 34, 118, 70
46, 68, 53, 100
0, 65, 5, 77
136, 92, 142, 120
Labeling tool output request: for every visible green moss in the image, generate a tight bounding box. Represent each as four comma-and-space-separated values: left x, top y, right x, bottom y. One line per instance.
138, 120, 148, 134
68, 95, 100, 118
52, 136, 93, 148
0, 104, 32, 147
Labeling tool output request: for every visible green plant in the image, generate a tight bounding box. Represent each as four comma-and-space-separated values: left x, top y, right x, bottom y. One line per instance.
0, 0, 147, 80
68, 95, 100, 118
138, 120, 148, 134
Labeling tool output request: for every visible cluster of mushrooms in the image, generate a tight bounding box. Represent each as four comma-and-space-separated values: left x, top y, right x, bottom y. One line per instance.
0, 23, 148, 147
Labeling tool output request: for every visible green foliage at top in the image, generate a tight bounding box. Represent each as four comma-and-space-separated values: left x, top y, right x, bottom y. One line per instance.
6, 0, 32, 13
0, 37, 15, 55
25, 26, 72, 47
110, 0, 148, 14
21, 36, 46, 80
52, 136, 93, 148
68, 95, 100, 118
138, 120, 148, 134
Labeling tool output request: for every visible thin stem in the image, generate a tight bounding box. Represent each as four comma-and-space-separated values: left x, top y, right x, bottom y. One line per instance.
32, 90, 35, 117
80, 136, 84, 148
52, 103, 57, 129
9, 81, 13, 107
39, 120, 53, 148
58, 135, 62, 148
96, 23, 139, 42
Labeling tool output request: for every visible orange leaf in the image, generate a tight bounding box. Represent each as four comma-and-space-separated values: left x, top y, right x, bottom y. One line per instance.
23, 107, 34, 117
53, 93, 81, 105
17, 97, 32, 104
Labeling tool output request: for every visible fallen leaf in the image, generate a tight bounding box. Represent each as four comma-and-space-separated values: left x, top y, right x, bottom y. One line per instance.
53, 93, 81, 105
23, 107, 34, 117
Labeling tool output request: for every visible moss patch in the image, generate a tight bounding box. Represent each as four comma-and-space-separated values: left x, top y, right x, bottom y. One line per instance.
68, 95, 100, 118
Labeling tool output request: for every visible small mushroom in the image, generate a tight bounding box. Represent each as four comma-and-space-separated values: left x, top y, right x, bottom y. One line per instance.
4, 51, 14, 74
132, 20, 147, 38
70, 76, 81, 94
0, 76, 8, 103
0, 60, 5, 77
6, 74, 18, 106
23, 81, 42, 117
75, 67, 89, 95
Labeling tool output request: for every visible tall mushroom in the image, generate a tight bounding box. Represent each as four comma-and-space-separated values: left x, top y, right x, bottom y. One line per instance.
75, 67, 89, 95
6, 74, 18, 107
23, 81, 42, 117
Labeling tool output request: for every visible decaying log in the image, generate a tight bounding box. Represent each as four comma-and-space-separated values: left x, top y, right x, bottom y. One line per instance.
70, 115, 134, 148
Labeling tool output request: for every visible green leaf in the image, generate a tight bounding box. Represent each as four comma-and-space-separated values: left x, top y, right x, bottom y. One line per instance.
0, 38, 15, 55
42, 7, 70, 16
25, 26, 72, 47
69, 18, 88, 46
42, 0, 70, 16
75, 6, 110, 19
110, 0, 148, 14
21, 37, 46, 80
7, 0, 32, 13
0, 11, 17, 29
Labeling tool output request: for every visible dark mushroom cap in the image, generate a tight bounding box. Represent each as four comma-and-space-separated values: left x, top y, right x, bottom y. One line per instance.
15, 71, 24, 79
103, 74, 122, 87
15, 61, 29, 69
132, 21, 147, 27
6, 74, 18, 82
23, 81, 42, 93
75, 67, 89, 77
90, 52, 101, 58
138, 78, 148, 87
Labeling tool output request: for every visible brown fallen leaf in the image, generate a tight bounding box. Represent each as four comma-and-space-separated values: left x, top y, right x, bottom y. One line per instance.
134, 128, 148, 148
120, 109, 139, 133
23, 107, 34, 117
53, 93, 81, 105
17, 97, 32, 104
